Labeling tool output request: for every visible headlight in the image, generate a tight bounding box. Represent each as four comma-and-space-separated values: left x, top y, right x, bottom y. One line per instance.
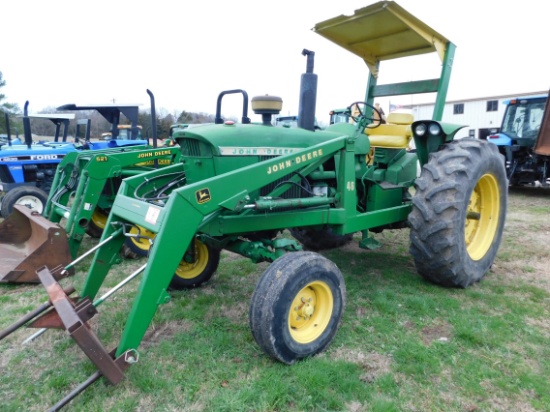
415, 124, 427, 136
429, 123, 441, 135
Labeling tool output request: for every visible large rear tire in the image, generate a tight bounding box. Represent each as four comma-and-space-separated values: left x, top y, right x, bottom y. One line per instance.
169, 238, 221, 290
0, 186, 49, 218
290, 227, 353, 251
408, 139, 508, 288
249, 251, 346, 364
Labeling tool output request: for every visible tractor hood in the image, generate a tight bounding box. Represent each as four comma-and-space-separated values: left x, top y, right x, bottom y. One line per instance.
0, 143, 77, 160
174, 123, 353, 156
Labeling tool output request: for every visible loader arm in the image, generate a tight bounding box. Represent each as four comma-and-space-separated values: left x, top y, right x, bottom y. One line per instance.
80, 134, 350, 357
45, 146, 181, 258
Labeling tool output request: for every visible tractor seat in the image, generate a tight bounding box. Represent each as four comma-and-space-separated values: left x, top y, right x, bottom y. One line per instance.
367, 112, 414, 148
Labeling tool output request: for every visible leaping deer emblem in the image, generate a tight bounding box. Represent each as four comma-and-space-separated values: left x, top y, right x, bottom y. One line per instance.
195, 188, 211, 204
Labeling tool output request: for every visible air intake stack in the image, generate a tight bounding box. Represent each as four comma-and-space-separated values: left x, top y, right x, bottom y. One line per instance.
251, 95, 283, 126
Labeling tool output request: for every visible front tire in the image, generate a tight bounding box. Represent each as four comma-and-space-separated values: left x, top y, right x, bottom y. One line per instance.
249, 251, 346, 364
169, 238, 221, 290
408, 139, 508, 287
0, 186, 49, 218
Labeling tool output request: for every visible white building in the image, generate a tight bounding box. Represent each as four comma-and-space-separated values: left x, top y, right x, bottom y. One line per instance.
396, 90, 548, 140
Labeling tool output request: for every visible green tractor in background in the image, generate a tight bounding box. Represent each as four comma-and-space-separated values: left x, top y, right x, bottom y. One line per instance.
1, 2, 507, 408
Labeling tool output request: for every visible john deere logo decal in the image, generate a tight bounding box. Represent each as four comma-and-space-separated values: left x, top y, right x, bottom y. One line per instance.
195, 188, 211, 204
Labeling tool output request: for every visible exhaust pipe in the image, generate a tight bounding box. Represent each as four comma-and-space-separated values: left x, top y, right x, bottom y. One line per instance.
23, 101, 33, 149
297, 49, 318, 131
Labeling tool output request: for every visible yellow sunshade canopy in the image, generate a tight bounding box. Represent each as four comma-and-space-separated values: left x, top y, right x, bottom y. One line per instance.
313, 1, 451, 77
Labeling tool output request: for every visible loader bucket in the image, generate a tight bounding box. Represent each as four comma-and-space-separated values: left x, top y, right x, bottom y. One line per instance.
0, 204, 73, 283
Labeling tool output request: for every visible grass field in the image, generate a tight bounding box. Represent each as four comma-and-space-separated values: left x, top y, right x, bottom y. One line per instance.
1, 187, 549, 411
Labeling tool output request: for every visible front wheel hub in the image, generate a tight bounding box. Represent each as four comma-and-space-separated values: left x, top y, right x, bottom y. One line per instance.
288, 281, 333, 344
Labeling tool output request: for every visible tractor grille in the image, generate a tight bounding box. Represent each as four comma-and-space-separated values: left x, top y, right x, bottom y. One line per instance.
0, 165, 14, 184
258, 156, 276, 162
258, 156, 301, 199
22, 163, 58, 192
179, 139, 202, 157
260, 177, 302, 198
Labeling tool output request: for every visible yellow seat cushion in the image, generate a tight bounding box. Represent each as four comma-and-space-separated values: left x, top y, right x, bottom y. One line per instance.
366, 112, 414, 148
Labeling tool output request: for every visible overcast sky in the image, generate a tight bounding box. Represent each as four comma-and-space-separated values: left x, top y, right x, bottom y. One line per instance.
2, 0, 548, 124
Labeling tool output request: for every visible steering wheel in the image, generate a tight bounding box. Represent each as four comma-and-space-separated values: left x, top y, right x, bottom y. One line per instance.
347, 101, 383, 129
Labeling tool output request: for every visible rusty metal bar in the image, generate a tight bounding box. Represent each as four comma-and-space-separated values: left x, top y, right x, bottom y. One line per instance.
47, 371, 102, 412
47, 348, 137, 411
8, 264, 147, 409
69, 323, 125, 384
23, 263, 146, 344
27, 296, 97, 330
0, 286, 75, 341
35, 267, 125, 384
0, 302, 51, 341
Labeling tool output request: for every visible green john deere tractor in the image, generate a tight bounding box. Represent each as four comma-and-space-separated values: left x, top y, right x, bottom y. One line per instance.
1, 2, 507, 408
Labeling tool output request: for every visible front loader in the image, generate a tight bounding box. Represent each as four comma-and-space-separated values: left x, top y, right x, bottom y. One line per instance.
42, 144, 181, 259
1, 2, 508, 410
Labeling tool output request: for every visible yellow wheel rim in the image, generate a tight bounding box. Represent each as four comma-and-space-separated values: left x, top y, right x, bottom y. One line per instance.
288, 281, 333, 344
465, 173, 500, 261
175, 239, 209, 280
128, 225, 156, 252
91, 209, 108, 230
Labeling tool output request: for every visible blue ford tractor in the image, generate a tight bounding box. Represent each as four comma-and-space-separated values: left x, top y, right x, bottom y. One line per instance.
0, 102, 147, 217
